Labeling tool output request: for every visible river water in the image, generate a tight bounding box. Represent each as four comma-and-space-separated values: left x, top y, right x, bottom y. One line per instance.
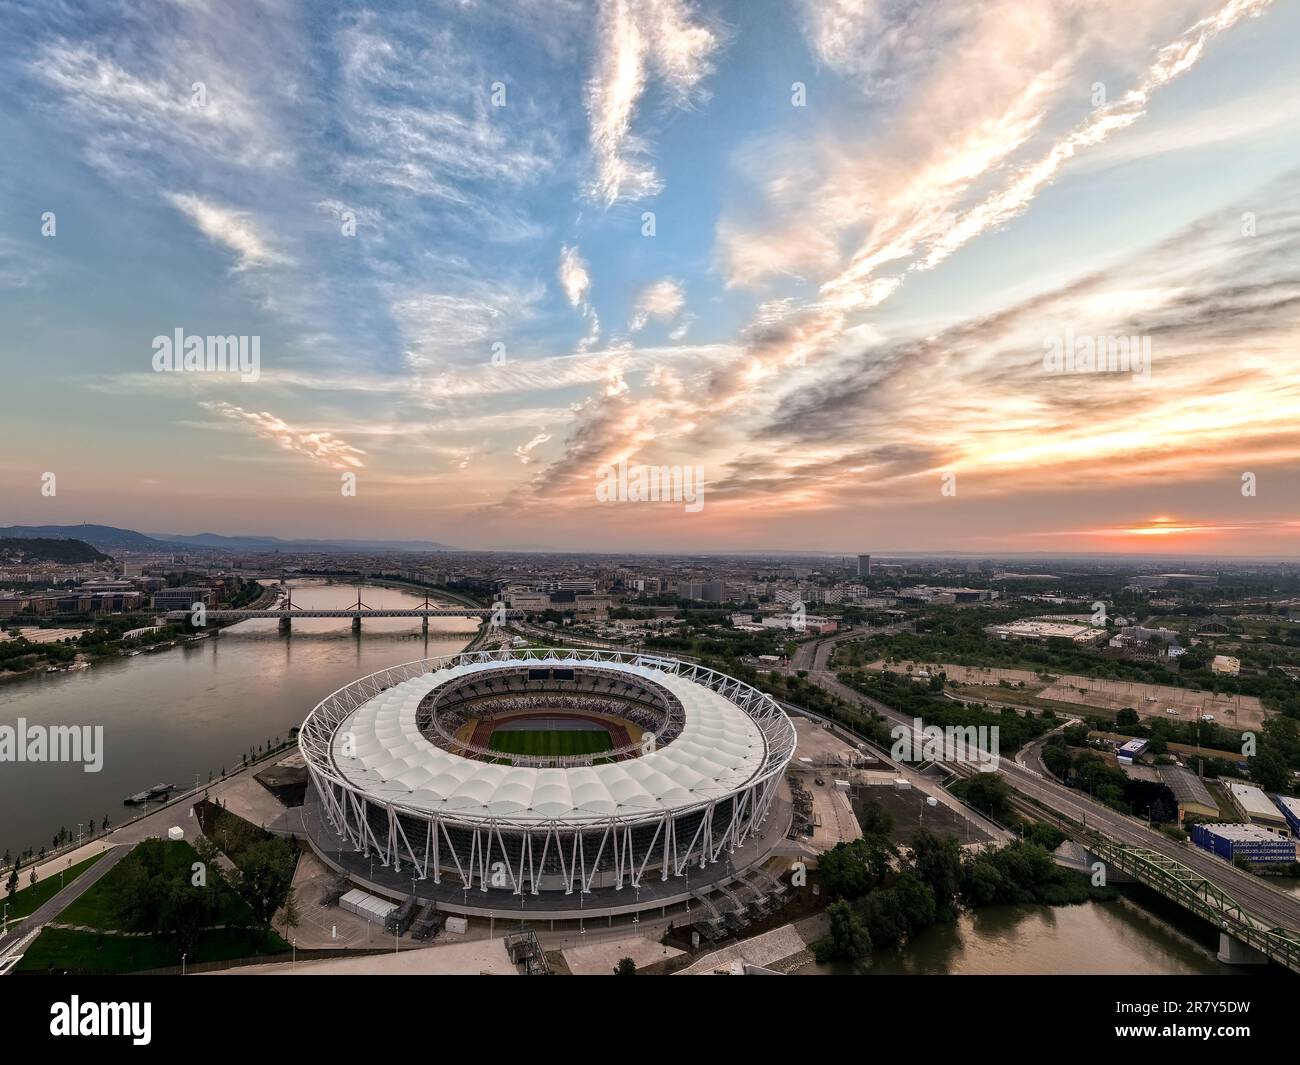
0, 580, 474, 857
795, 894, 1248, 975
2, 582, 1290, 974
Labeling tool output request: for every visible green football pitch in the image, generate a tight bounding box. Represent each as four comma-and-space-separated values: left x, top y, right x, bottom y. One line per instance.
488, 728, 614, 758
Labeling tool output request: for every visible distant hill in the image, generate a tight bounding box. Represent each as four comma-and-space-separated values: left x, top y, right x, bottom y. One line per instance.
0, 537, 109, 564
152, 532, 461, 553
0, 524, 461, 554
0, 524, 166, 551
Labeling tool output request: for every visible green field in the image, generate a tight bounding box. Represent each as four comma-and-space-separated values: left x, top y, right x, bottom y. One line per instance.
58, 839, 256, 930
489, 728, 613, 758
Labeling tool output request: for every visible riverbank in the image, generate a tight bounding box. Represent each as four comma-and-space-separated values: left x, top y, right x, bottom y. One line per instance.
0, 583, 282, 685
0, 579, 477, 858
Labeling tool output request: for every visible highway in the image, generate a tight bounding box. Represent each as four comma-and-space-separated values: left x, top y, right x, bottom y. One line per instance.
794, 632, 1300, 932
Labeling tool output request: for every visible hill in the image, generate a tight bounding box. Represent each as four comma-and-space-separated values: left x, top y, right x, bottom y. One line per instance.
0, 524, 166, 551
0, 524, 460, 554
0, 537, 109, 564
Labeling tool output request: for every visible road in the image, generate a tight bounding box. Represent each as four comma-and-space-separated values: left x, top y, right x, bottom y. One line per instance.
797, 638, 1300, 932
787, 623, 909, 674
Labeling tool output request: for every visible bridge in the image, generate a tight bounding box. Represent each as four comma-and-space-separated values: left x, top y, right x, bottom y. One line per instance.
1078, 831, 1300, 971
164, 590, 521, 632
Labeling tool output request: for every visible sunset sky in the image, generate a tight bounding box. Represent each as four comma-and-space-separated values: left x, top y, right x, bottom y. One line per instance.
3, 0, 1299, 554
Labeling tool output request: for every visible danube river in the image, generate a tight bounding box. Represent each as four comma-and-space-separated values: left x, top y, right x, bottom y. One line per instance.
796, 895, 1249, 975
0, 580, 474, 857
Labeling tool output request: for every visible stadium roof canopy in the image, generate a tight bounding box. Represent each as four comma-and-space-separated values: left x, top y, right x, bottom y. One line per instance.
330, 658, 767, 824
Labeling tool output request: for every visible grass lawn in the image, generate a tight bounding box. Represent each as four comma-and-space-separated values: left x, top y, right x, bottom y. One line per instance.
489, 728, 613, 758
14, 925, 290, 974
3, 850, 109, 921
58, 839, 256, 930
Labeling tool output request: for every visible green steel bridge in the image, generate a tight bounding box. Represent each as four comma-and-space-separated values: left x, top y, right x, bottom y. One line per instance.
1077, 830, 1300, 972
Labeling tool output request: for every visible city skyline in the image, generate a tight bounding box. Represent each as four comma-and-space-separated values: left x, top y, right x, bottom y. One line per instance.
4, 0, 1300, 555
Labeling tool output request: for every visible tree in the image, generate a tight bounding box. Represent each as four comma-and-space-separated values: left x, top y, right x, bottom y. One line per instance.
892, 871, 937, 935
960, 854, 1007, 906
228, 839, 296, 942
963, 772, 1013, 825
820, 900, 872, 962
1041, 743, 1073, 780
818, 836, 894, 899
613, 957, 637, 976
908, 829, 962, 921
1250, 747, 1291, 793
859, 888, 908, 950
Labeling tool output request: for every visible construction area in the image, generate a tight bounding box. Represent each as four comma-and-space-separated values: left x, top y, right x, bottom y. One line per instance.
866, 660, 1268, 729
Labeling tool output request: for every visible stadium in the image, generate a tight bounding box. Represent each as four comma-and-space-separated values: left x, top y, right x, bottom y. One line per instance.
298, 648, 797, 919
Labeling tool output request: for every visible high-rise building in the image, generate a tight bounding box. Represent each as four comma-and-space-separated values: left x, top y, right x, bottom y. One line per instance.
857, 554, 872, 577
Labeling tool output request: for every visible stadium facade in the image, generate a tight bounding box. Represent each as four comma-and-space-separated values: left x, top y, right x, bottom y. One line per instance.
299, 649, 796, 915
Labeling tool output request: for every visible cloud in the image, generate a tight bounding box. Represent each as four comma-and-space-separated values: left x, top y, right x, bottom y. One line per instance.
514, 429, 553, 464
629, 277, 685, 332
585, 0, 722, 205
335, 11, 561, 207
390, 279, 546, 372
167, 193, 291, 271
201, 402, 367, 468
28, 21, 296, 183
558, 244, 592, 307
558, 244, 601, 350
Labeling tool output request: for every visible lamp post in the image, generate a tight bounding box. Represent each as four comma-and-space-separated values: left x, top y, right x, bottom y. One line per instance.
181, 952, 187, 976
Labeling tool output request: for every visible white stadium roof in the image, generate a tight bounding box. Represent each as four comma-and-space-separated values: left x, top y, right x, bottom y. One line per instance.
330, 658, 768, 824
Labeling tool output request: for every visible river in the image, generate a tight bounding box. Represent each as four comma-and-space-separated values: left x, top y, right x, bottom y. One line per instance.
0, 579, 474, 857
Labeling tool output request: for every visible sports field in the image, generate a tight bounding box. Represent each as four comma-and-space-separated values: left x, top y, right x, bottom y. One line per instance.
488, 728, 614, 758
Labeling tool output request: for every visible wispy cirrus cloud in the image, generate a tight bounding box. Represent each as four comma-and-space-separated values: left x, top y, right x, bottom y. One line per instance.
201, 401, 367, 469
585, 0, 723, 205
167, 193, 292, 271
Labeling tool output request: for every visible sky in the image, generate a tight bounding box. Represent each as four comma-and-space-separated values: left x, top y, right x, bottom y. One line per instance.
2, 0, 1300, 555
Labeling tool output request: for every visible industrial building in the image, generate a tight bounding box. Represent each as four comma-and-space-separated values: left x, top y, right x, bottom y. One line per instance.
986, 620, 1106, 645
1273, 794, 1300, 837
1157, 765, 1218, 823
1191, 823, 1297, 864
1225, 781, 1290, 834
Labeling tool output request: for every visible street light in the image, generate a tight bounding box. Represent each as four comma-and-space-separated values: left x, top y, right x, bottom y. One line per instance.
181, 952, 187, 976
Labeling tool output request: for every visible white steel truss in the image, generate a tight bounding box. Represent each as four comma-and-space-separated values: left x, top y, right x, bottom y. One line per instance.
300, 648, 796, 894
